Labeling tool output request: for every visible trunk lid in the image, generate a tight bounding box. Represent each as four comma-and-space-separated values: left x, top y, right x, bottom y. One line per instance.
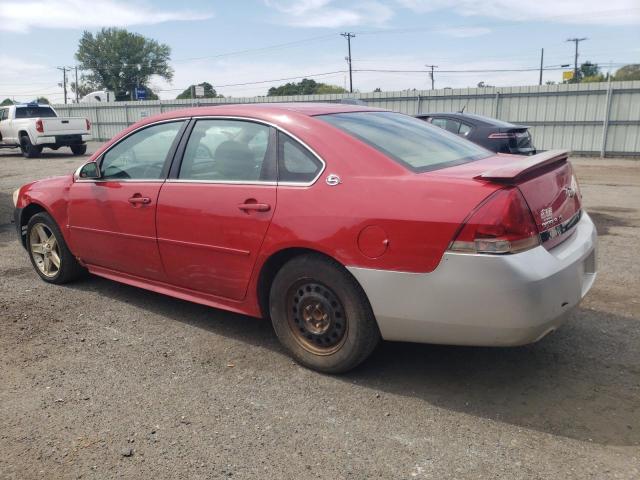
436, 150, 582, 249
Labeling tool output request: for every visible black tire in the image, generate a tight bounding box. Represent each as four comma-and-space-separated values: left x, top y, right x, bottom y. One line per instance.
20, 135, 42, 158
26, 212, 85, 284
269, 254, 380, 373
70, 144, 87, 156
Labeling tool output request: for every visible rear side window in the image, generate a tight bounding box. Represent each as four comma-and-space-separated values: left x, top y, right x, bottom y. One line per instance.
318, 112, 490, 172
179, 119, 273, 182
278, 132, 323, 183
15, 106, 57, 118
459, 123, 472, 136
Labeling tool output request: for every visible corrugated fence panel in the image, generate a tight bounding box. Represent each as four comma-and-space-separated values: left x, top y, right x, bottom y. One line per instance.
51, 81, 640, 155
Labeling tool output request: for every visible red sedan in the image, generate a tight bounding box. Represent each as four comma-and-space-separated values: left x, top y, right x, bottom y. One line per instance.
13, 103, 597, 373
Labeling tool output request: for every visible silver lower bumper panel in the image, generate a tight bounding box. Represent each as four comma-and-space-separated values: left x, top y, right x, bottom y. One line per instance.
348, 212, 597, 346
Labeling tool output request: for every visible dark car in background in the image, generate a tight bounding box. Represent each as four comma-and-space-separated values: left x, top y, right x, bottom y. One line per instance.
416, 112, 536, 155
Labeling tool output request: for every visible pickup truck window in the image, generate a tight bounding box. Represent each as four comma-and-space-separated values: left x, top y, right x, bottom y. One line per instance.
15, 106, 57, 119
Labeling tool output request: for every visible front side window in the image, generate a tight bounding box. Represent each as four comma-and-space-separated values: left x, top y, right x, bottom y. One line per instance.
430, 117, 447, 130
318, 112, 490, 172
179, 119, 273, 182
100, 121, 184, 180
278, 132, 322, 183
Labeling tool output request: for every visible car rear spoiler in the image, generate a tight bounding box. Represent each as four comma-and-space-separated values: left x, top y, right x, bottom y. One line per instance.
475, 149, 570, 182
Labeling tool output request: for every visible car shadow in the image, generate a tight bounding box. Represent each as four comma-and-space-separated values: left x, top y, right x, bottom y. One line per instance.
0, 148, 88, 159
66, 275, 639, 447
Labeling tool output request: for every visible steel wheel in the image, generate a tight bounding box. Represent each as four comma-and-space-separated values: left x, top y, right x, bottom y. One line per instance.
287, 281, 348, 355
29, 222, 61, 278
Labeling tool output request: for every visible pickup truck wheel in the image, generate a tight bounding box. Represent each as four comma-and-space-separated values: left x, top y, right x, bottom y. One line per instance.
20, 135, 42, 158
70, 144, 87, 155
26, 212, 85, 284
269, 254, 380, 373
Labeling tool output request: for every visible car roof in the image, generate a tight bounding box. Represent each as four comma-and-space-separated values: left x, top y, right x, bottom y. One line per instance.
417, 112, 523, 128
166, 102, 384, 119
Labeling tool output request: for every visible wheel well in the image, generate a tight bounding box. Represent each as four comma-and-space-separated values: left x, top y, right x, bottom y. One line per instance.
18, 203, 46, 247
257, 247, 339, 318
18, 130, 29, 139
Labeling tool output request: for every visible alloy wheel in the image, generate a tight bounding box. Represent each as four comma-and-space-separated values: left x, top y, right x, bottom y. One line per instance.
29, 223, 61, 278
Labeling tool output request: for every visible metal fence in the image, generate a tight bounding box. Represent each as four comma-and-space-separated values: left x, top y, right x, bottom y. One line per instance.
54, 80, 640, 157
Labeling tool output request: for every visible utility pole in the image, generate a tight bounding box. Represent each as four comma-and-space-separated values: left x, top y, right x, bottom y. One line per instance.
425, 64, 438, 90
341, 32, 355, 93
566, 37, 587, 83
74, 66, 79, 103
57, 66, 70, 104
538, 48, 544, 85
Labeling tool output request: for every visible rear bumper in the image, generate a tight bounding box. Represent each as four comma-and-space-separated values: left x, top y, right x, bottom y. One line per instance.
35, 134, 91, 145
347, 212, 597, 346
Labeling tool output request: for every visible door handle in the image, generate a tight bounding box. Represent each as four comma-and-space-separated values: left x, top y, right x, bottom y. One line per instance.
238, 202, 271, 212
128, 195, 151, 205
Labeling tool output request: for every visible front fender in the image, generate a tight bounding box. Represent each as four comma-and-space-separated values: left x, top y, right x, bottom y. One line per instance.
16, 175, 75, 249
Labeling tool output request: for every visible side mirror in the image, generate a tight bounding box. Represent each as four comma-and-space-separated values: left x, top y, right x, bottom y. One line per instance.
79, 162, 101, 179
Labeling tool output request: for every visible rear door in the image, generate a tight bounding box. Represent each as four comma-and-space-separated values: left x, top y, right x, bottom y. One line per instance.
68, 120, 186, 280
156, 118, 277, 300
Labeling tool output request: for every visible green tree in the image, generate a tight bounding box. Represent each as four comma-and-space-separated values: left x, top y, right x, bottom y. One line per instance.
1, 98, 14, 106
566, 61, 601, 83
373, 87, 382, 92
176, 82, 222, 100
614, 64, 640, 81
70, 81, 95, 99
267, 78, 347, 96
75, 27, 173, 101
36, 97, 50, 104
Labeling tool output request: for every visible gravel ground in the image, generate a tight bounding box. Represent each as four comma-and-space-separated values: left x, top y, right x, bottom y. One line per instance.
0, 143, 638, 479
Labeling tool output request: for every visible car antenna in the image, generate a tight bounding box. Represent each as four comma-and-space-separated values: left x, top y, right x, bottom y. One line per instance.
458, 104, 466, 114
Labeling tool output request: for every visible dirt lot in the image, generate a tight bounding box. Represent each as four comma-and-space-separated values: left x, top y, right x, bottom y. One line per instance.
1, 143, 638, 479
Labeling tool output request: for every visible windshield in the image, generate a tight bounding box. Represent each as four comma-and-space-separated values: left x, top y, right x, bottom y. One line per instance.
15, 106, 57, 119
318, 111, 491, 172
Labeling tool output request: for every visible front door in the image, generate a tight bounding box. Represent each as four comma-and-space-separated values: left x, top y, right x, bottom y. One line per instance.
156, 118, 277, 301
68, 120, 186, 280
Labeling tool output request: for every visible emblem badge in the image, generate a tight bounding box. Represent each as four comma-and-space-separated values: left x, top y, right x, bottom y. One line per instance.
326, 174, 341, 186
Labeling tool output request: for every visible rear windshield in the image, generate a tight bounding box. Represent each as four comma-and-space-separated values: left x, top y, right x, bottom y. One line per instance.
318, 112, 490, 172
15, 106, 57, 119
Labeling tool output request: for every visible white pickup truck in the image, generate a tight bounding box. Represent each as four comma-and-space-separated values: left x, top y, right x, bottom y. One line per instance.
0, 103, 92, 158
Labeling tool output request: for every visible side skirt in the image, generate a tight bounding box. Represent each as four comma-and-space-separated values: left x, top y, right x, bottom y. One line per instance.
86, 264, 262, 319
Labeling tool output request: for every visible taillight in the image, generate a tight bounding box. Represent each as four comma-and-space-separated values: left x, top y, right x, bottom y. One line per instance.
449, 188, 540, 254
488, 132, 516, 139
35, 119, 44, 133
86, 119, 91, 131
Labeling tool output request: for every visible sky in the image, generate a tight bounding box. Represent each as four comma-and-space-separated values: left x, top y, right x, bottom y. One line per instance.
0, 0, 639, 103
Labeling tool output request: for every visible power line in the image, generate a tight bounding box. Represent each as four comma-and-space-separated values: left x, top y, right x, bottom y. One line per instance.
155, 70, 348, 92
